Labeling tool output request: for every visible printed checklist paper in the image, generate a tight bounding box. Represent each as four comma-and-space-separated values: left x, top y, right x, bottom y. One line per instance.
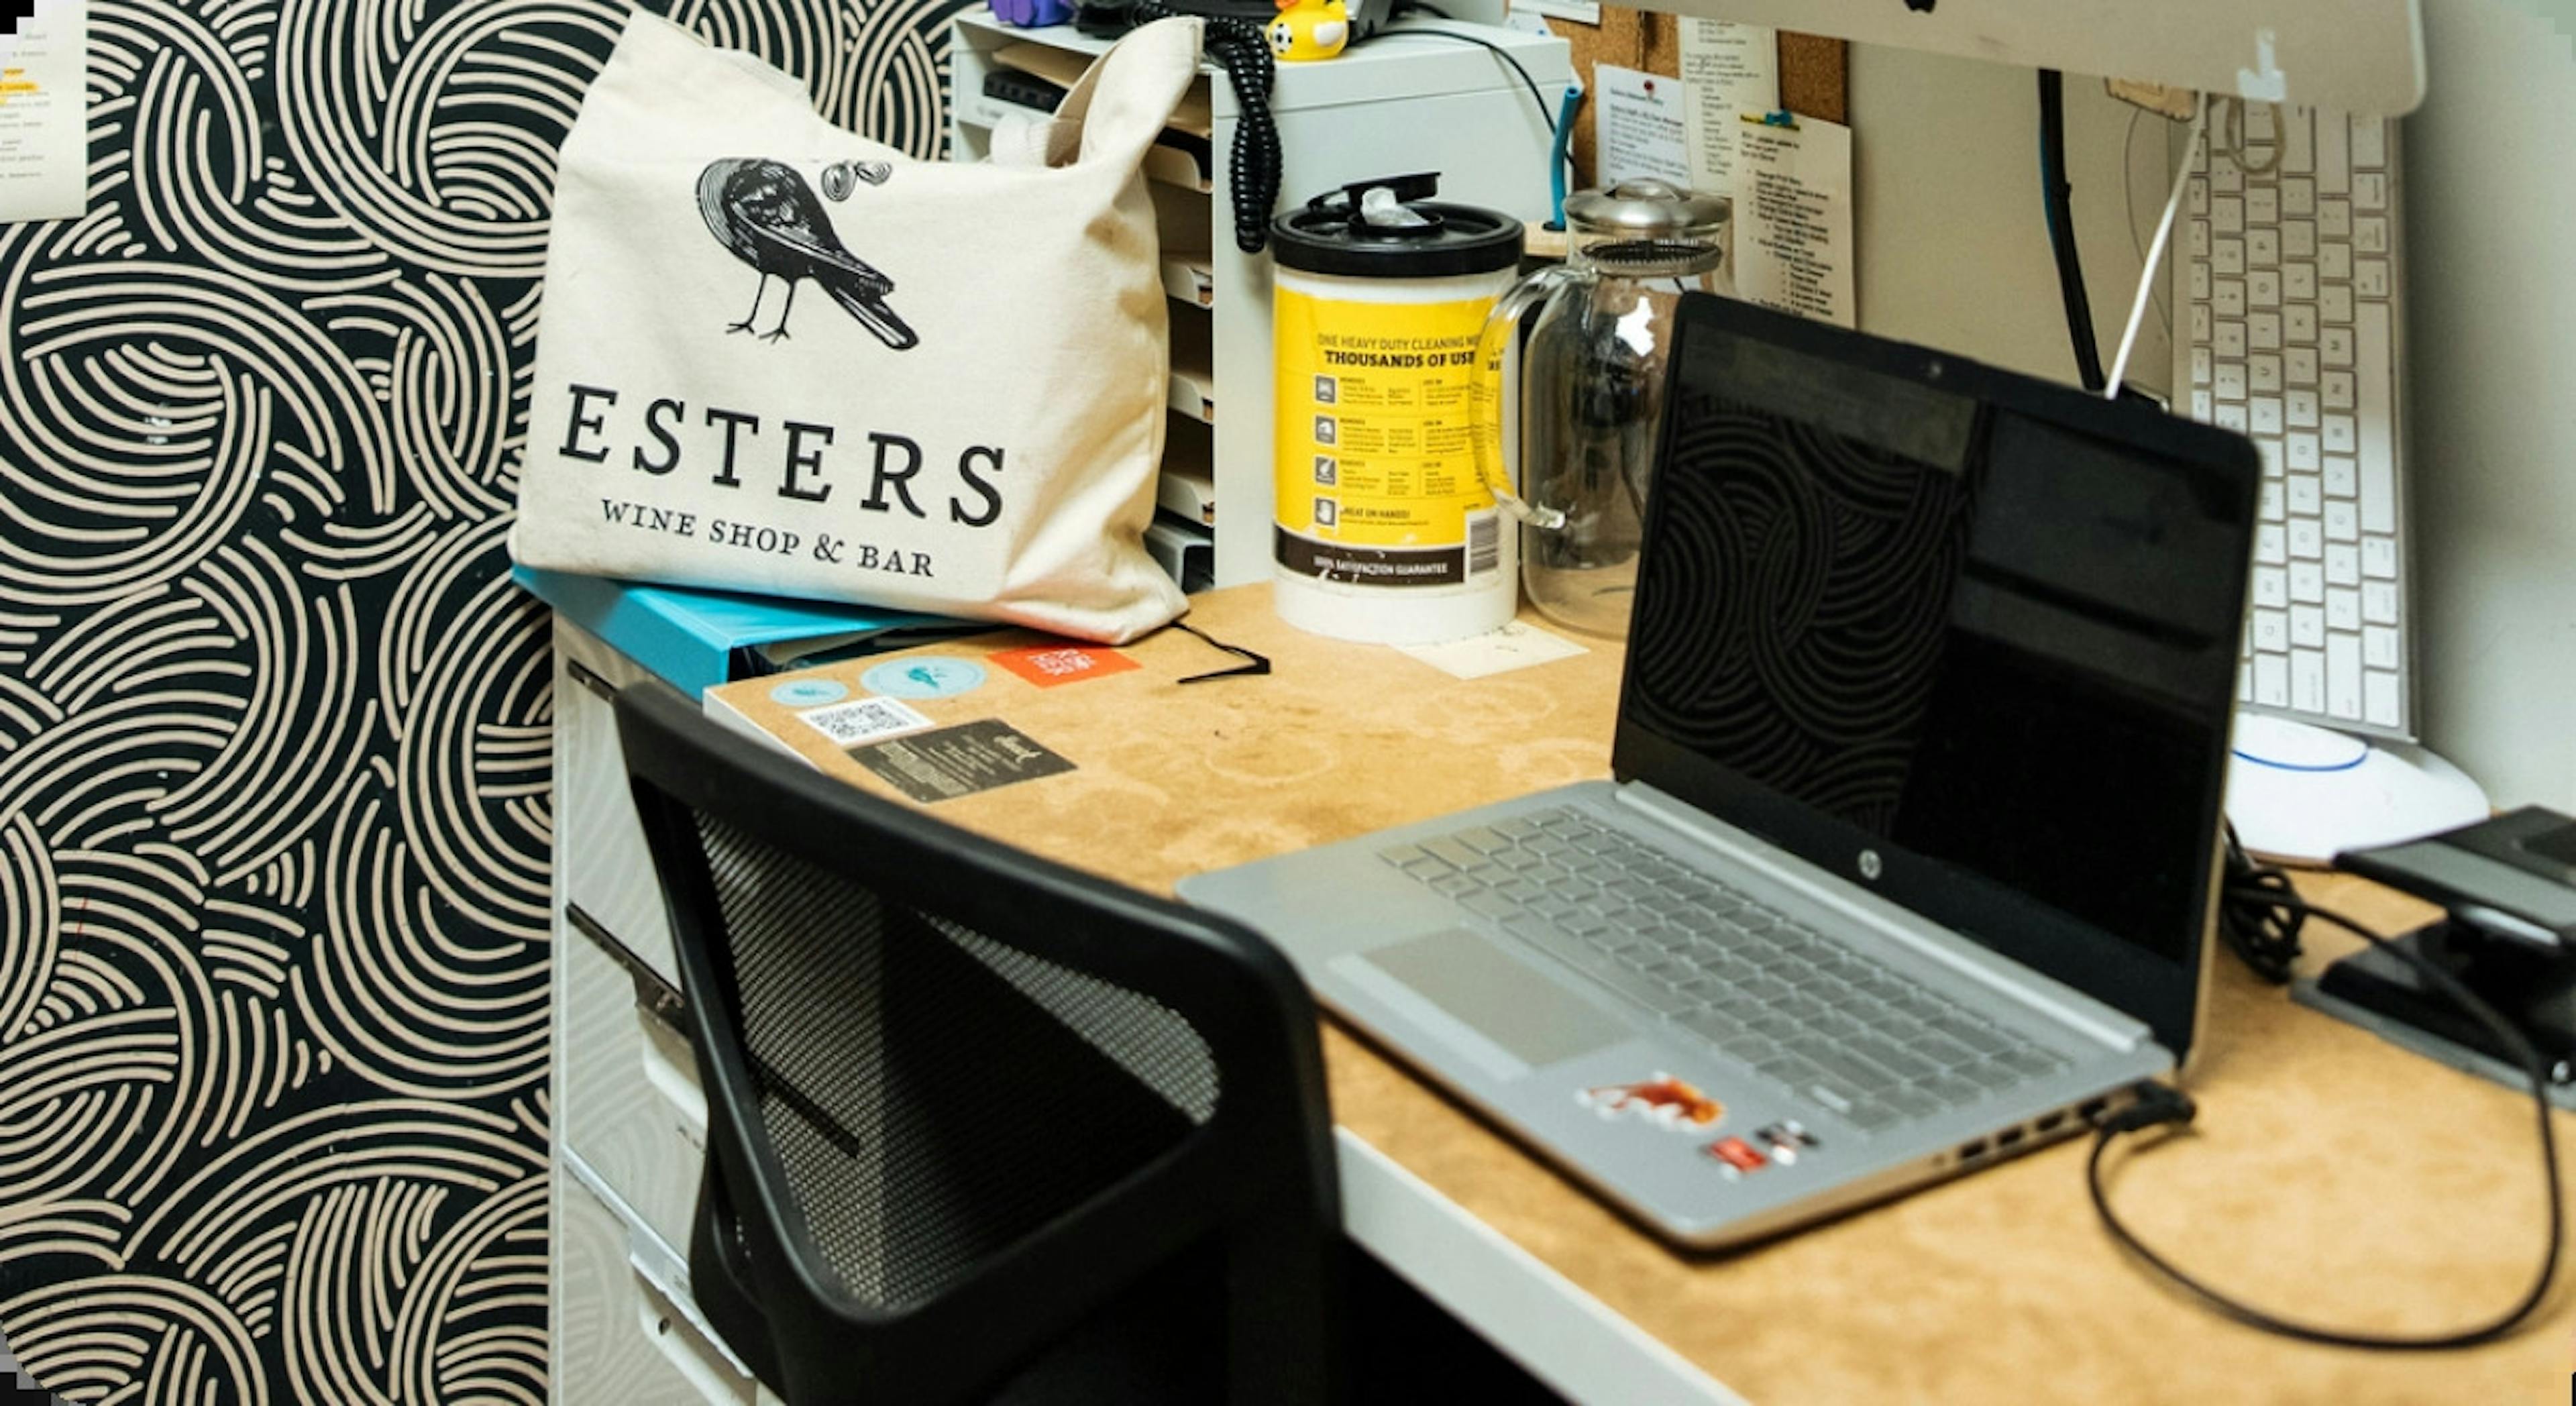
0, 0, 88, 223
1733, 115, 1855, 329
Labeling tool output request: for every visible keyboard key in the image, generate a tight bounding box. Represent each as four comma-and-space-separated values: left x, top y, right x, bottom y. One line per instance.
2284, 219, 2316, 259
2286, 390, 2320, 429
2294, 649, 2326, 712
2356, 260, 2392, 300
2324, 500, 2360, 543
2362, 536, 2397, 580
2353, 172, 2389, 213
1992, 1046, 2068, 1079
2252, 565, 2288, 610
2214, 240, 2245, 277
2255, 654, 2290, 708
2328, 634, 2363, 720
2364, 625, 2401, 670
2365, 671, 2402, 729
2250, 313, 2283, 351
2317, 114, 2350, 193
2290, 559, 2325, 603
2288, 473, 2321, 516
2286, 431, 2321, 471
2289, 519, 2323, 560
2286, 347, 2320, 386
2282, 176, 2315, 216
1956, 1060, 2022, 1093
2290, 604, 2325, 649
2256, 524, 2287, 565
2350, 115, 2388, 169
2363, 581, 2400, 626
2357, 304, 2398, 533
2322, 325, 2355, 368
2323, 415, 2359, 455
2321, 200, 2352, 240
2326, 546, 2361, 591
2248, 229, 2279, 269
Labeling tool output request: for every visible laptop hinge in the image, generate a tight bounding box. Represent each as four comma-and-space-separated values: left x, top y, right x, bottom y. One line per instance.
1615, 786, 2157, 1054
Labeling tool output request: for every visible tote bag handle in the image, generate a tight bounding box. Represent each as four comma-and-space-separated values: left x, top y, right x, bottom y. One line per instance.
1016, 17, 1203, 172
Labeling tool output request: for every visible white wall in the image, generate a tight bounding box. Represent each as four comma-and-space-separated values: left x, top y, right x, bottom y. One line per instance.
1842, 3, 2576, 810
1845, 46, 2176, 400
2404, 0, 2576, 810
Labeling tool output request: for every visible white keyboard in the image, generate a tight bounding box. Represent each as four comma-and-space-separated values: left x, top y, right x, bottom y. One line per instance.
2176, 100, 2412, 738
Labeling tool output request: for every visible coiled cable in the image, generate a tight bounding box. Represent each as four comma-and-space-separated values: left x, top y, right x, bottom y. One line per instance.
1136, 0, 1280, 254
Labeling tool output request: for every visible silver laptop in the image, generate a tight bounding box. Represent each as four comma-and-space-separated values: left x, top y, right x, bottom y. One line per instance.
1181, 296, 2261, 1248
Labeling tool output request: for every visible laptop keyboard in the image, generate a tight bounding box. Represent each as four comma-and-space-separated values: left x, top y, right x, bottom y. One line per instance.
1380, 806, 2073, 1134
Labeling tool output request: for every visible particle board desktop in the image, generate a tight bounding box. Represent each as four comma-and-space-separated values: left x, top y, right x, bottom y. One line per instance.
557, 584, 2571, 1405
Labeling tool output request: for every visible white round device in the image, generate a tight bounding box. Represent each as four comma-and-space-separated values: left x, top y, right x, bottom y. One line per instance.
2224, 714, 2491, 866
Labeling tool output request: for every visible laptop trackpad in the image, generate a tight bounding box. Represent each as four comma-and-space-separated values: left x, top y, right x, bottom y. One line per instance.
1347, 929, 1632, 1076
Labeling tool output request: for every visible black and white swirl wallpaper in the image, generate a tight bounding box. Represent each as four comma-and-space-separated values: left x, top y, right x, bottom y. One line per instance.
0, 1, 967, 1399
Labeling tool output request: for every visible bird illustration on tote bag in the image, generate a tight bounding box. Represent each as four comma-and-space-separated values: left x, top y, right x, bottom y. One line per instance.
696, 158, 918, 350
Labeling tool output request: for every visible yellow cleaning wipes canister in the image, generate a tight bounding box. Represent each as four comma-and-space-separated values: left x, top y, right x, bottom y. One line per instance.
1270, 176, 1524, 645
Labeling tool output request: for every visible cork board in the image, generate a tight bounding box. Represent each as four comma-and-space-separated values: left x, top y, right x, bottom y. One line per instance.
1556, 9, 1847, 190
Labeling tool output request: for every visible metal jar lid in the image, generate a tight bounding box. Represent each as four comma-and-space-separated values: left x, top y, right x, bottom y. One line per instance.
1563, 178, 1732, 240
1272, 173, 1525, 280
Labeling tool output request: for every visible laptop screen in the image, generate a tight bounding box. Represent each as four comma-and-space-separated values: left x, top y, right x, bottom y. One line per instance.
1615, 299, 2258, 1058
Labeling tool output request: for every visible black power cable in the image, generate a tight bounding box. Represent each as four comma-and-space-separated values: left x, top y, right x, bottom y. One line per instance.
1131, 0, 1281, 254
2037, 70, 2108, 391
2091, 896, 2564, 1350
2217, 822, 2304, 983
1371, 11, 1557, 132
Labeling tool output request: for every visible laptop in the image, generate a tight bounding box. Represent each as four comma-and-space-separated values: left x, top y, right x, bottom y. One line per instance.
1179, 295, 2261, 1248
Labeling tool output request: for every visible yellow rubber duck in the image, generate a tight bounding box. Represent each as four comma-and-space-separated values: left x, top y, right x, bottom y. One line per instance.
1267, 0, 1351, 62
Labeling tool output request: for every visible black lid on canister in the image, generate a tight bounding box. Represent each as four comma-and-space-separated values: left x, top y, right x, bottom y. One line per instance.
1271, 173, 1524, 279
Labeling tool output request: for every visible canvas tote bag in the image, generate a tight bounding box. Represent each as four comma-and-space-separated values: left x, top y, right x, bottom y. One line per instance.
513, 12, 1200, 643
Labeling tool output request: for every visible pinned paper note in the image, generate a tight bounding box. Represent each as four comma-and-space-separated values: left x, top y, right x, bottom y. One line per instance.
1593, 65, 1690, 188
1679, 19, 1777, 200
0, 0, 89, 223
1733, 114, 1856, 329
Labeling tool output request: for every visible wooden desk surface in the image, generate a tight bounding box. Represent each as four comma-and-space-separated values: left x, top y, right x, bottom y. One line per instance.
710, 584, 2571, 1406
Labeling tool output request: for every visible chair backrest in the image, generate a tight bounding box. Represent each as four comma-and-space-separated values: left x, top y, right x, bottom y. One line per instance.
613, 678, 1344, 1405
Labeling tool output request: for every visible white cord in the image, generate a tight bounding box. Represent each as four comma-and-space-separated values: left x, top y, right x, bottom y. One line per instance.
2105, 97, 2208, 402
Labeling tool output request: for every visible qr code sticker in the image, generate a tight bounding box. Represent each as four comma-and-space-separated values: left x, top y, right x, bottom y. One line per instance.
796, 696, 934, 749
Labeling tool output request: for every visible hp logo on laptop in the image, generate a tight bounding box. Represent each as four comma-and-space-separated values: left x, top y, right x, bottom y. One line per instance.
1859, 849, 1884, 881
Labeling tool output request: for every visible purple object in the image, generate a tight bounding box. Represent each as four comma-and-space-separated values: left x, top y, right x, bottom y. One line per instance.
991, 0, 1075, 25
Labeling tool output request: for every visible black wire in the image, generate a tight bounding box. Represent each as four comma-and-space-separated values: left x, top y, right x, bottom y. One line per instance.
1138, 0, 1280, 254
1366, 19, 1556, 133
2037, 70, 2108, 391
2088, 896, 2563, 1350
2218, 822, 2304, 984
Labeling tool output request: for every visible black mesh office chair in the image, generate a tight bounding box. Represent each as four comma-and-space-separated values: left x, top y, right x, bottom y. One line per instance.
614, 678, 1344, 1405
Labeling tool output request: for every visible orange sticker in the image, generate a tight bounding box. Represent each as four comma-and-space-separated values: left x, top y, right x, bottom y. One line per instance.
992, 645, 1142, 689
1578, 1075, 1726, 1132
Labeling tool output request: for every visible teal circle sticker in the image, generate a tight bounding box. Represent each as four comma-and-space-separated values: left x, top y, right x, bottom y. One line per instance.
769, 678, 850, 708
864, 657, 989, 700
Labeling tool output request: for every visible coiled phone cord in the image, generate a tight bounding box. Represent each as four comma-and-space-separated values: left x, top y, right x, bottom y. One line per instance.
1135, 0, 1280, 254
